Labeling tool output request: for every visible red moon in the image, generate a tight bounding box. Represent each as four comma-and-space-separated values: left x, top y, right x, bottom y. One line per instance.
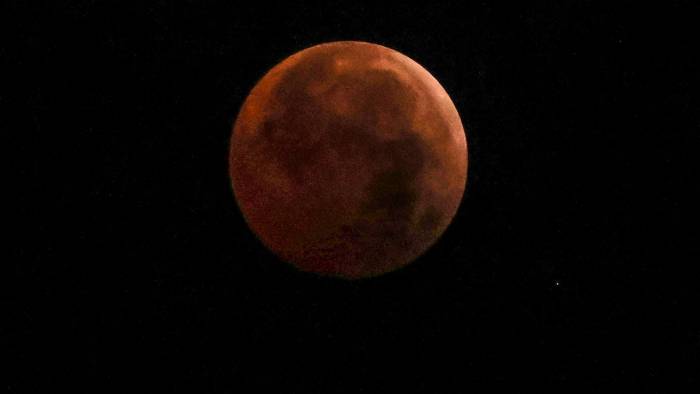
230, 41, 467, 279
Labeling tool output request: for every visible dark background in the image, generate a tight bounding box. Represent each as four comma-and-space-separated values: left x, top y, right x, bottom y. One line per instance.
6, 1, 698, 391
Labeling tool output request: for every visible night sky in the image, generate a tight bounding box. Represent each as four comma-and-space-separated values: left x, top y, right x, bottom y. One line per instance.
8, 1, 698, 391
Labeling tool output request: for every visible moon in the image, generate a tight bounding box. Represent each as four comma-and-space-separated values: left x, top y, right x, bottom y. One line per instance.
229, 41, 467, 279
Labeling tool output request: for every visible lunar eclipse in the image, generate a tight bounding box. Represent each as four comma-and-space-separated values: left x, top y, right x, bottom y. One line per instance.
230, 41, 467, 279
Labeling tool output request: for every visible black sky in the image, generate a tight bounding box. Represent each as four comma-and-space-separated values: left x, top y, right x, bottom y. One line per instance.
7, 1, 698, 391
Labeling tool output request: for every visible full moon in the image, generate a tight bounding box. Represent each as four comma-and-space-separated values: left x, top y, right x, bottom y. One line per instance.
230, 41, 467, 279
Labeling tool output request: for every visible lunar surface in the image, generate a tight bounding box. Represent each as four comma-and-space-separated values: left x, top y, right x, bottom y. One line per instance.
229, 41, 467, 279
